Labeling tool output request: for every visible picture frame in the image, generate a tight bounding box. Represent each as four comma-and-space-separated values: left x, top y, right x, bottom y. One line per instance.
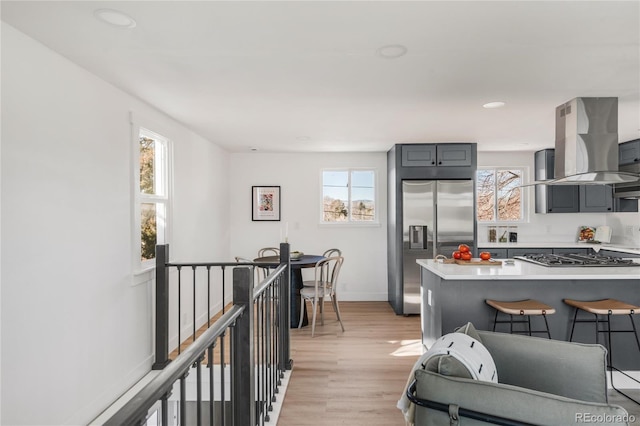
252, 186, 281, 221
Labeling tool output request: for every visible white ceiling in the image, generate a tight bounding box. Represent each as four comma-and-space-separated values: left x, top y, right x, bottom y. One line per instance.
2, 1, 639, 153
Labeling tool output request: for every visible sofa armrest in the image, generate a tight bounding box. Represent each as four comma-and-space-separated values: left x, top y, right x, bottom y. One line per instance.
414, 369, 629, 426
477, 331, 608, 403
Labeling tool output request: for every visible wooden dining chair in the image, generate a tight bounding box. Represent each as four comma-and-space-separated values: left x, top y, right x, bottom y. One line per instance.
299, 256, 345, 337
302, 248, 342, 288
257, 247, 279, 257
256, 247, 279, 280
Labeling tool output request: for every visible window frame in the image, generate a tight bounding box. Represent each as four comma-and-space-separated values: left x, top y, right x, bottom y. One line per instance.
131, 115, 173, 275
476, 166, 528, 224
319, 167, 379, 226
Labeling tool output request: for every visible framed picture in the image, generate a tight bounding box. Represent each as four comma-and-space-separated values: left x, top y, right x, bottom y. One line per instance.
252, 186, 281, 221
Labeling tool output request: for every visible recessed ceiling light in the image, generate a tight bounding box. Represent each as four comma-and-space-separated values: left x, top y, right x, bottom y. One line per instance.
483, 101, 506, 109
376, 44, 408, 59
250, 147, 259, 152
94, 9, 137, 29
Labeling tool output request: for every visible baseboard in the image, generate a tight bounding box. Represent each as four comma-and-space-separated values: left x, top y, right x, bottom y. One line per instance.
78, 354, 155, 425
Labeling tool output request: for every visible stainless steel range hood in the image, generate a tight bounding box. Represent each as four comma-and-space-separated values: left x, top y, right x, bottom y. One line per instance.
546, 97, 640, 185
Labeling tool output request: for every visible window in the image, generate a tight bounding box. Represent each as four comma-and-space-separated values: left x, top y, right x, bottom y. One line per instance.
476, 168, 523, 222
321, 169, 376, 223
136, 128, 171, 266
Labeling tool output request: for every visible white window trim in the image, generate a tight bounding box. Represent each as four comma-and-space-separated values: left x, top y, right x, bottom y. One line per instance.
476, 166, 529, 224
319, 167, 380, 226
130, 112, 174, 280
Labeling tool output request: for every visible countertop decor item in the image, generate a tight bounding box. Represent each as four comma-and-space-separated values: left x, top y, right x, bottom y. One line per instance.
577, 226, 596, 242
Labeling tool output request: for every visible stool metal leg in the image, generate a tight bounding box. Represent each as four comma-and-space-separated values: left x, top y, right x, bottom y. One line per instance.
527, 316, 532, 336
542, 314, 551, 339
630, 314, 640, 352
492, 310, 498, 332
605, 313, 639, 406
569, 308, 578, 341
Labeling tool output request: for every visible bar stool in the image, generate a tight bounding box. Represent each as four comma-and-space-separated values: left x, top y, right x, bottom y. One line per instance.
485, 299, 555, 339
564, 298, 640, 405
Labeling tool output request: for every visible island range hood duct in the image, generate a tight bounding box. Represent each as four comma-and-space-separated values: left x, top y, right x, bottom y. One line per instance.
546, 97, 640, 185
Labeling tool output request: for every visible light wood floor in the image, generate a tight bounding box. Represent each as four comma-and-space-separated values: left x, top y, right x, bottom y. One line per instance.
278, 301, 421, 426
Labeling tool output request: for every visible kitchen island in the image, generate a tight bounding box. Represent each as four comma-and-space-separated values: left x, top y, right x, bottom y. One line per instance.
418, 258, 640, 369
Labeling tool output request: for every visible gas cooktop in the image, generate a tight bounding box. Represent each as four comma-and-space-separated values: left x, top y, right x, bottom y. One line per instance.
514, 253, 640, 267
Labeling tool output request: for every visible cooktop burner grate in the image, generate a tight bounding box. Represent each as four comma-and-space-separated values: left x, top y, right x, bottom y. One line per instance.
514, 253, 640, 267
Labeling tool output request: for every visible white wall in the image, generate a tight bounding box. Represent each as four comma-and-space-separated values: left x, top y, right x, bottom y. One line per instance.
1, 23, 230, 425
229, 152, 388, 301
477, 151, 640, 246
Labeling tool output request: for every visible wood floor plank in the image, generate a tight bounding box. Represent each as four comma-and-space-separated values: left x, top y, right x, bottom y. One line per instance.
278, 301, 421, 426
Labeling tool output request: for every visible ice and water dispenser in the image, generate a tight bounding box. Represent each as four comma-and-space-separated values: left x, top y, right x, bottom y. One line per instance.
409, 225, 428, 249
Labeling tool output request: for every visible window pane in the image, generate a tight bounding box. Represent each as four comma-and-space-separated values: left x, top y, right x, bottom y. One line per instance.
323, 171, 348, 221
476, 170, 495, 221
497, 170, 522, 221
141, 203, 157, 261
140, 136, 156, 195
351, 170, 375, 221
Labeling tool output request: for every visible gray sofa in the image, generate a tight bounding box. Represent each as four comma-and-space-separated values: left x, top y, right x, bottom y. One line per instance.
412, 330, 631, 425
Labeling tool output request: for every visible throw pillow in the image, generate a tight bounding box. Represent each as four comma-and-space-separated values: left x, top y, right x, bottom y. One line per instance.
421, 332, 497, 383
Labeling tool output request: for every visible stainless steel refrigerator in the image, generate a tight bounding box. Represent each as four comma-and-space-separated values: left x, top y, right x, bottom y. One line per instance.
400, 180, 475, 314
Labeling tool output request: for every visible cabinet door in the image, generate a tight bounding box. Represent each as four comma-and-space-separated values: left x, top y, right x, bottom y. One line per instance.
614, 198, 638, 212
579, 185, 613, 212
508, 248, 553, 257
619, 139, 640, 166
599, 249, 640, 259
401, 145, 436, 167
477, 248, 507, 259
546, 186, 580, 213
436, 144, 472, 167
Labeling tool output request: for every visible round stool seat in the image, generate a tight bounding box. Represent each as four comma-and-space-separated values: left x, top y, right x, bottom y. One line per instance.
486, 299, 555, 316
564, 298, 639, 315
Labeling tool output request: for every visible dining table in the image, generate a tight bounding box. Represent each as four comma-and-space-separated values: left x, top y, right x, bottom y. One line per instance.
253, 254, 325, 328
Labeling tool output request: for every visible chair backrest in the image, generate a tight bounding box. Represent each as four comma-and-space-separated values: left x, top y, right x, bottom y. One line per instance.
313, 256, 344, 296
258, 247, 279, 258
322, 248, 342, 258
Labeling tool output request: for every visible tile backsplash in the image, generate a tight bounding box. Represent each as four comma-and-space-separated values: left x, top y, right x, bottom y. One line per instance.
478, 212, 640, 247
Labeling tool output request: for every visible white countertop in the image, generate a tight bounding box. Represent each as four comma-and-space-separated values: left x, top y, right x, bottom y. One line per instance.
477, 242, 640, 256
417, 258, 640, 280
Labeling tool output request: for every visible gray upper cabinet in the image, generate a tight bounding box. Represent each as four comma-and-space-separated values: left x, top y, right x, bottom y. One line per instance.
401, 145, 436, 167
402, 144, 472, 167
535, 149, 580, 213
579, 185, 613, 212
619, 139, 640, 166
437, 144, 473, 167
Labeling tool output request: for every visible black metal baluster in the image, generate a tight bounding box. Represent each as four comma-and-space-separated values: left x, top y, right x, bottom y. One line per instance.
220, 330, 226, 426
193, 266, 197, 342
180, 372, 187, 426
196, 356, 203, 426
207, 266, 212, 328
177, 266, 183, 355
221, 266, 226, 314
208, 344, 215, 426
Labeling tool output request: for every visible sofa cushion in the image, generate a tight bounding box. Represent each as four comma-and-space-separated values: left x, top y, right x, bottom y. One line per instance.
455, 321, 483, 343
422, 332, 497, 383
414, 369, 630, 426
